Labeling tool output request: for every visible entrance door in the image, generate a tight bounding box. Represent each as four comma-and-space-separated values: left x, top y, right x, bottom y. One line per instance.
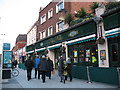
108, 37, 120, 67
54, 48, 61, 69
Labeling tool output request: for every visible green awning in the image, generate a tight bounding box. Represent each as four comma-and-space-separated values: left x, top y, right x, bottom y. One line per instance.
105, 34, 120, 39
67, 37, 96, 45
26, 51, 34, 55
36, 49, 45, 52
49, 46, 60, 50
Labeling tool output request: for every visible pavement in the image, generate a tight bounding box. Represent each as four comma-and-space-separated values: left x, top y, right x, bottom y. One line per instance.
1, 68, 119, 89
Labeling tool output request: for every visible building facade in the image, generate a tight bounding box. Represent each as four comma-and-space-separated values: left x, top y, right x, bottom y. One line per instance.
26, 5, 120, 86
37, 0, 93, 41
13, 34, 27, 62
27, 21, 38, 46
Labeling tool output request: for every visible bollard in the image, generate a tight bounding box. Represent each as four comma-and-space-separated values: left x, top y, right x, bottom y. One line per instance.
117, 68, 120, 88
86, 66, 92, 83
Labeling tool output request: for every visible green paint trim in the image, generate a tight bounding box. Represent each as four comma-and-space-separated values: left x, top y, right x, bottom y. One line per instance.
105, 34, 120, 39
49, 46, 60, 50
67, 37, 96, 45
36, 49, 45, 52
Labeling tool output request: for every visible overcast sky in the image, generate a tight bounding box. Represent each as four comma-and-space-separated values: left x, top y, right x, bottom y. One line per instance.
0, 0, 52, 50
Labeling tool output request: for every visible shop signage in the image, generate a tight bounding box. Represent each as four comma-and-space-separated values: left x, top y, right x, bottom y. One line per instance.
68, 31, 78, 37
3, 43, 10, 50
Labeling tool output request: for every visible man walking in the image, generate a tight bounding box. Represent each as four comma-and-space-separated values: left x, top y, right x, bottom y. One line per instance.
46, 57, 54, 79
34, 55, 40, 79
25, 55, 34, 81
38, 55, 48, 83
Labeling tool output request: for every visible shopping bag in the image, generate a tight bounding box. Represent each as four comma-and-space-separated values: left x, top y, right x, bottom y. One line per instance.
52, 70, 55, 74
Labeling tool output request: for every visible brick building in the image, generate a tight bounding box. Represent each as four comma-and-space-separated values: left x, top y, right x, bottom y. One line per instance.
37, 0, 93, 41
12, 34, 27, 62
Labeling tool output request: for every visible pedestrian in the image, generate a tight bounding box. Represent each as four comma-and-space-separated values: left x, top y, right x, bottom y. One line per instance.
57, 56, 65, 83
34, 55, 40, 79
38, 55, 48, 83
65, 57, 72, 82
14, 60, 18, 68
46, 57, 54, 79
25, 55, 34, 81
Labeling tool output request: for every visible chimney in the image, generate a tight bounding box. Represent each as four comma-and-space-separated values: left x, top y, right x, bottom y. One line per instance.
39, 7, 43, 12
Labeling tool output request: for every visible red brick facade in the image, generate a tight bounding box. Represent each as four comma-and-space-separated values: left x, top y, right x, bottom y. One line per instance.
37, 1, 92, 41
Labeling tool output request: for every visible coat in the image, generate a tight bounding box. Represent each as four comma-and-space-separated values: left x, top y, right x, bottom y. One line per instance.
57, 57, 64, 76
66, 60, 72, 73
25, 59, 34, 69
38, 58, 48, 71
47, 59, 53, 71
35, 58, 40, 68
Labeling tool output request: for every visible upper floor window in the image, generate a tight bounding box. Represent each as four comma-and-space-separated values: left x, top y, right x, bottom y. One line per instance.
56, 1, 64, 13
39, 30, 46, 39
58, 21, 64, 31
48, 26, 53, 36
42, 30, 46, 38
48, 8, 53, 19
58, 2, 64, 11
41, 14, 46, 24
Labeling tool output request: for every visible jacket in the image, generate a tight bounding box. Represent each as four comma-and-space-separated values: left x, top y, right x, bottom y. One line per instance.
25, 59, 34, 69
35, 58, 40, 68
47, 59, 53, 71
38, 58, 48, 71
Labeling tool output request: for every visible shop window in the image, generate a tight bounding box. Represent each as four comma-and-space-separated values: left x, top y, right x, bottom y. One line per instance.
111, 44, 118, 62
85, 48, 91, 63
79, 48, 84, 62
73, 50, 78, 63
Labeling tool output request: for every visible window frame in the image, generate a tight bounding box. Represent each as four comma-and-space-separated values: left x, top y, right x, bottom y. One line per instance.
48, 8, 53, 19
48, 26, 53, 36
56, 0, 64, 13
41, 14, 46, 24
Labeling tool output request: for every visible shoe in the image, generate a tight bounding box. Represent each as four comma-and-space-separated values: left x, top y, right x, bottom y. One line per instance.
70, 80, 72, 82
64, 80, 65, 84
43, 81, 45, 83
60, 80, 62, 82
49, 77, 51, 79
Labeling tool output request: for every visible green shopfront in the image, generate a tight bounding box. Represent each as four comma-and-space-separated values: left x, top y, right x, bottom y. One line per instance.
25, 7, 120, 86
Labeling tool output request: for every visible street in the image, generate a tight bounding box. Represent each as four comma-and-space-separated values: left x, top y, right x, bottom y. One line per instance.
1, 68, 118, 89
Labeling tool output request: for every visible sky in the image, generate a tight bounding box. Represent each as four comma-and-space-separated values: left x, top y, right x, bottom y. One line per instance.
0, 0, 52, 51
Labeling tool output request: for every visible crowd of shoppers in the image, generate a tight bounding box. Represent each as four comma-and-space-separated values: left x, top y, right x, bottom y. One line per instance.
24, 54, 72, 84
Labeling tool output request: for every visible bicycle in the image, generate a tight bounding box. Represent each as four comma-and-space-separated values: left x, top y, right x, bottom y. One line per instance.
11, 66, 19, 77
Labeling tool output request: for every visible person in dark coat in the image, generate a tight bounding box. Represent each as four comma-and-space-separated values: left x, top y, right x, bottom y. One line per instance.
57, 56, 65, 83
46, 57, 54, 79
38, 55, 48, 83
25, 55, 34, 81
65, 57, 72, 82
34, 55, 40, 79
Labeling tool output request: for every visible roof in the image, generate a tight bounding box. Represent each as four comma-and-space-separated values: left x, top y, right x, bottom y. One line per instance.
16, 34, 27, 44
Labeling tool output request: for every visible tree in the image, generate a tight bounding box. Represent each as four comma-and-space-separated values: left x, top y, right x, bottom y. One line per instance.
65, 13, 74, 25
89, 2, 99, 14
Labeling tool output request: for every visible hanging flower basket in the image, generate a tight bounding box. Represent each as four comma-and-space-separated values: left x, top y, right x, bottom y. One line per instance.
96, 37, 105, 44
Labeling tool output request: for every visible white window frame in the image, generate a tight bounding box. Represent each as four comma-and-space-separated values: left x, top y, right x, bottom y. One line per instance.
48, 8, 53, 19
56, 0, 64, 13
41, 14, 46, 24
56, 21, 64, 32
48, 26, 53, 36
39, 30, 46, 39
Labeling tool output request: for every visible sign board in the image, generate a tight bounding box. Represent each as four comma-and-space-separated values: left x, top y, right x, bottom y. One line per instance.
3, 43, 10, 50
3, 51, 12, 68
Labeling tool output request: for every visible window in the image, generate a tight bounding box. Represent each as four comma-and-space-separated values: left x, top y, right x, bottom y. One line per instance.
58, 21, 64, 31
48, 8, 53, 19
48, 26, 53, 36
42, 31, 46, 38
58, 2, 64, 11
41, 14, 46, 24
56, 1, 64, 13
